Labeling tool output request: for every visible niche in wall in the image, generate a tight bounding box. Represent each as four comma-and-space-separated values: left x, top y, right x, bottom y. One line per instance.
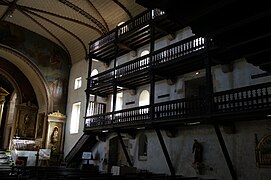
138, 134, 147, 161
255, 133, 271, 168
46, 111, 66, 155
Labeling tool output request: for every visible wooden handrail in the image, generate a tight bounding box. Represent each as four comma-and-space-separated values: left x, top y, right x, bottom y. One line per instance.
87, 35, 206, 90
84, 82, 271, 130
89, 9, 166, 52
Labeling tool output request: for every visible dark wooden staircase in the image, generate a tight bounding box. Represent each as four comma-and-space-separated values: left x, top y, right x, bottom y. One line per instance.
65, 134, 97, 167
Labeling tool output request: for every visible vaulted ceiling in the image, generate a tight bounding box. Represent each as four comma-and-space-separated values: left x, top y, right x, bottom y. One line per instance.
2, 0, 271, 70
1, 0, 271, 95
0, 0, 146, 64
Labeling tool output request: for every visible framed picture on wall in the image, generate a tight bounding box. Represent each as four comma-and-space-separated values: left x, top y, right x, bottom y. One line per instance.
15, 102, 38, 139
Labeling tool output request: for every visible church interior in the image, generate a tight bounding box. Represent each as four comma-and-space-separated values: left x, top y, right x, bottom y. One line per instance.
1, 0, 271, 180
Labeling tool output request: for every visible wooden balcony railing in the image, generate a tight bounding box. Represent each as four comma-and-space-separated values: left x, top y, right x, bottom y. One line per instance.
89, 31, 115, 52
113, 105, 150, 124
85, 112, 113, 128
154, 97, 206, 121
213, 82, 271, 113
89, 9, 164, 52
84, 82, 271, 130
88, 36, 206, 90
115, 56, 150, 78
86, 101, 106, 116
89, 69, 114, 89
152, 36, 205, 66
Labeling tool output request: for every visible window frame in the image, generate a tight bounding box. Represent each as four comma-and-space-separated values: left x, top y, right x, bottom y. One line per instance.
74, 77, 82, 90
70, 102, 81, 134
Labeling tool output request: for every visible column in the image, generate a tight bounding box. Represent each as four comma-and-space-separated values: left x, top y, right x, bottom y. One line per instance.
0, 87, 9, 128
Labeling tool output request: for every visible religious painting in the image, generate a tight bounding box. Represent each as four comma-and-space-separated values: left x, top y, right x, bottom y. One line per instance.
16, 102, 38, 139
36, 112, 45, 139
0, 21, 70, 114
18, 112, 36, 138
48, 122, 62, 154
43, 111, 65, 167
255, 133, 271, 168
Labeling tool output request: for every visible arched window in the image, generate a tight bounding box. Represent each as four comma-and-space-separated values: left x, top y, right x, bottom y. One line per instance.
90, 69, 98, 99
86, 69, 99, 116
141, 50, 149, 57
140, 50, 150, 70
139, 90, 149, 107
139, 90, 149, 114
115, 92, 123, 111
117, 21, 128, 36
138, 134, 147, 161
90, 69, 98, 88
91, 69, 98, 76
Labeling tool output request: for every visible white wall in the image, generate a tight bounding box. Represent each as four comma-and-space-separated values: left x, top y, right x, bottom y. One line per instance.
64, 58, 109, 158
65, 27, 271, 179
88, 57, 271, 179
64, 59, 88, 157
213, 59, 270, 92
89, 120, 271, 180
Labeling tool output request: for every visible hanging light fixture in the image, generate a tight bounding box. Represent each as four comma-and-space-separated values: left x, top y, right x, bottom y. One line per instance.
8, 9, 14, 18
7, 5, 15, 18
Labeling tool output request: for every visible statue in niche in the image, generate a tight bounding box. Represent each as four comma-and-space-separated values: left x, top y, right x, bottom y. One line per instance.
23, 114, 31, 137
24, 114, 30, 128
50, 126, 59, 152
192, 139, 203, 163
192, 139, 204, 174
50, 126, 59, 144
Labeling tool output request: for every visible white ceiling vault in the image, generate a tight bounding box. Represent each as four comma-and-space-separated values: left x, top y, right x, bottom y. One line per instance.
0, 0, 146, 64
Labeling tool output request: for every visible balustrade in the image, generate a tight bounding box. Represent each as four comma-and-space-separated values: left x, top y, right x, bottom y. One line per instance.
213, 82, 271, 113
88, 36, 206, 92
85, 82, 271, 130
89, 9, 165, 53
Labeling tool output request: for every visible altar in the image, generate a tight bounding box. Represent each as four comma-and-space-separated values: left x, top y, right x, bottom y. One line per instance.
11, 149, 51, 166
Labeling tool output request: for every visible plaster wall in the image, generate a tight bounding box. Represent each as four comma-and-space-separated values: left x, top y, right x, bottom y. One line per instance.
213, 59, 270, 92
64, 59, 88, 157
64, 26, 271, 179
87, 56, 271, 179
89, 119, 271, 180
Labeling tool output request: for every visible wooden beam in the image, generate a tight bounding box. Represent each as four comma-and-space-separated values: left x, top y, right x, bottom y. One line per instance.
116, 130, 133, 167
154, 126, 175, 176
116, 42, 134, 51
154, 25, 176, 40
214, 124, 237, 180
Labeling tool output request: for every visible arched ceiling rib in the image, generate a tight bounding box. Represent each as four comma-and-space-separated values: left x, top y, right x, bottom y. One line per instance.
113, 0, 133, 19
0, 0, 146, 64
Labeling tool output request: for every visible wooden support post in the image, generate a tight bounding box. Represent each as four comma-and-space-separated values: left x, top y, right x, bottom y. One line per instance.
154, 126, 175, 176
204, 39, 213, 114
214, 123, 237, 180
116, 131, 133, 167
85, 53, 93, 118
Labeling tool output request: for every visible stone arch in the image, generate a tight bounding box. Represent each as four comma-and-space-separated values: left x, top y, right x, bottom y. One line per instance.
0, 45, 51, 113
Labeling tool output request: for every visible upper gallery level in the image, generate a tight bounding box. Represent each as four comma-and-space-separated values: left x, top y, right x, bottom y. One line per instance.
88, 9, 181, 63
85, 32, 271, 132
87, 35, 208, 97
84, 5, 271, 133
